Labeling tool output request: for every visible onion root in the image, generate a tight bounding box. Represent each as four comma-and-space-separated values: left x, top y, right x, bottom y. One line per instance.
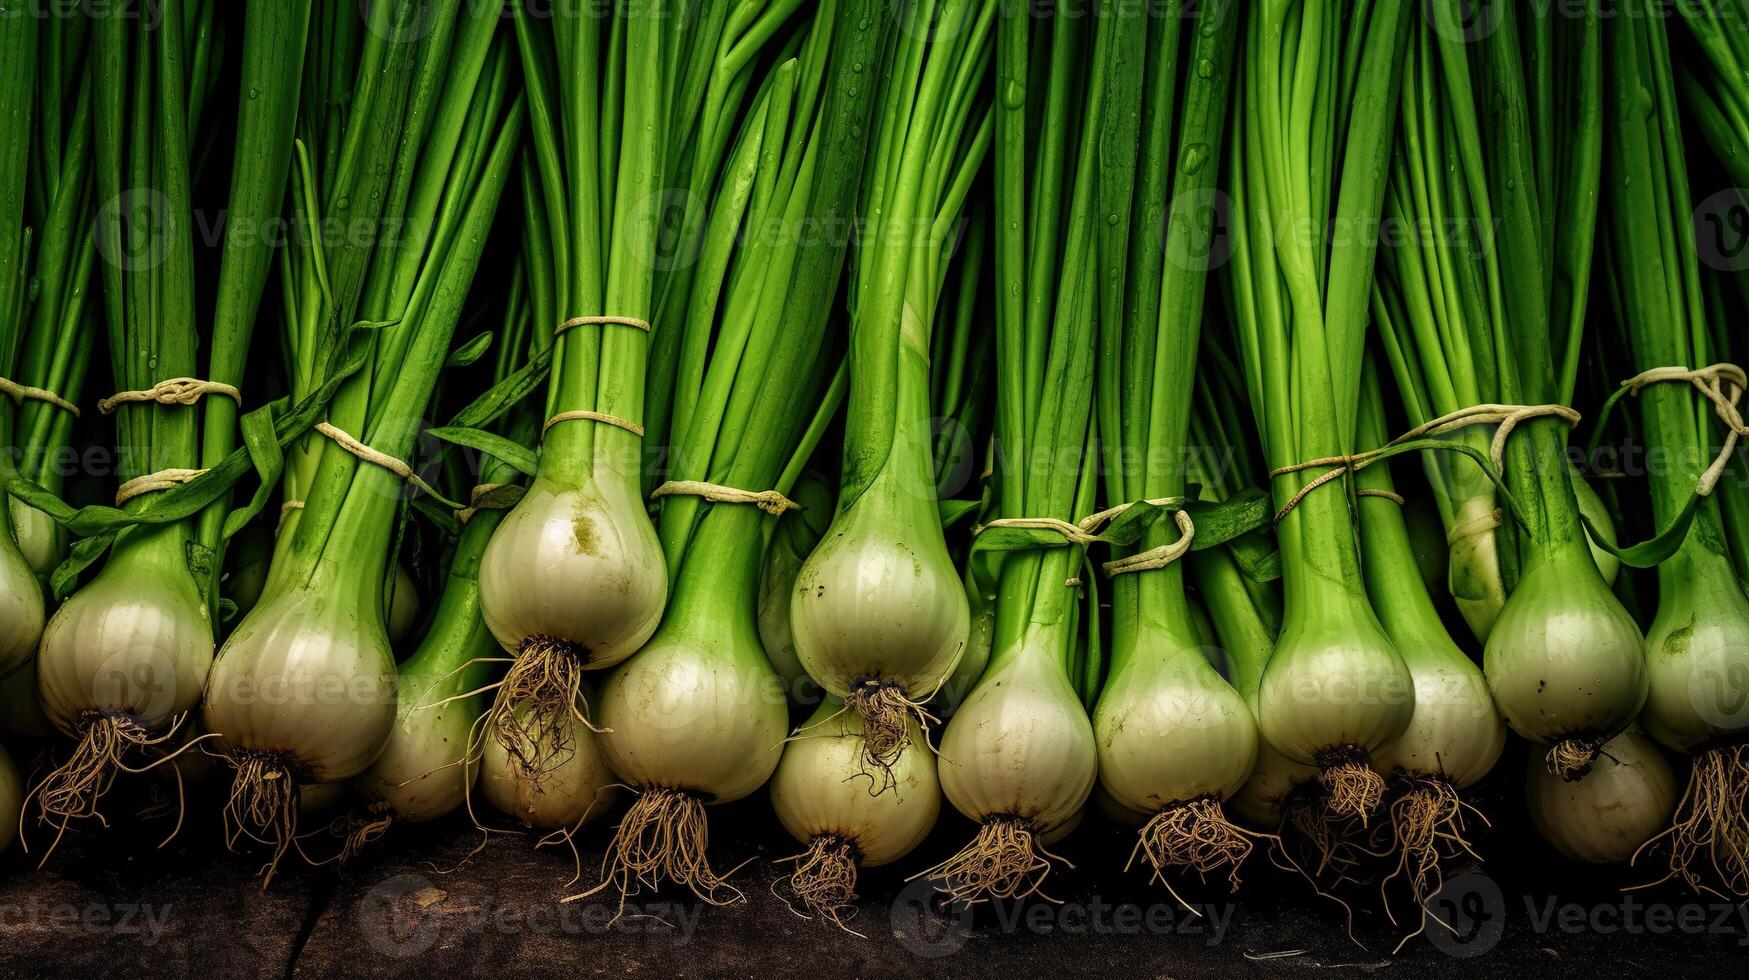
1129, 798, 1262, 900
845, 679, 937, 791
1316, 746, 1385, 822
775, 834, 864, 934
222, 752, 303, 887
1633, 743, 1749, 898
1546, 735, 1604, 781
24, 711, 203, 862
487, 634, 600, 782
573, 786, 746, 911
915, 815, 1066, 904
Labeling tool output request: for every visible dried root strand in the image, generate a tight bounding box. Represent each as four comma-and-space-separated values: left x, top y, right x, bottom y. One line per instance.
1546, 735, 1604, 782
1381, 776, 1488, 951
774, 834, 865, 935
1633, 743, 1749, 899
571, 786, 747, 914
1316, 747, 1385, 823
914, 815, 1068, 905
1129, 798, 1265, 902
487, 635, 599, 781
23, 711, 206, 863
1279, 794, 1368, 888
222, 753, 302, 887
330, 801, 396, 864
845, 680, 938, 793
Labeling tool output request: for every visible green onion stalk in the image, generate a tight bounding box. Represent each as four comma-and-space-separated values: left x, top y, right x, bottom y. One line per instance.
25, 1, 261, 849
1371, 0, 1643, 781
788, 0, 990, 777
1354, 363, 1505, 931
756, 470, 834, 705
356, 262, 553, 842
479, 0, 801, 773
593, 2, 883, 906
1372, 4, 1617, 645
0, 10, 46, 673
639, 0, 817, 480
931, 215, 994, 716
927, 0, 1097, 905
1702, 276, 1749, 591
1225, 0, 1415, 821
1184, 363, 1315, 835
4, 13, 105, 589
1088, 0, 1253, 895
202, 14, 523, 879
1604, 5, 1749, 898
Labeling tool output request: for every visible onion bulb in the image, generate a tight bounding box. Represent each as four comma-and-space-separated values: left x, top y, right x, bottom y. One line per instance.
932, 624, 1096, 903
593, 516, 789, 904
770, 702, 940, 928
1354, 414, 1506, 920
1526, 731, 1678, 864
0, 523, 44, 674
29, 526, 212, 844
1484, 543, 1646, 780
1095, 616, 1260, 894
202, 558, 397, 877
355, 514, 506, 829
788, 426, 970, 775
1635, 542, 1749, 896
481, 697, 619, 832
478, 476, 666, 771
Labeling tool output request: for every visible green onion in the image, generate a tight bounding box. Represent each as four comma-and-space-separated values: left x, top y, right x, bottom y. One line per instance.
590, 0, 886, 905
28, 1, 234, 849
787, 0, 991, 774
929, 0, 1095, 904
1368, 0, 1642, 782
202, 3, 523, 879
1355, 362, 1504, 925
1089, 0, 1252, 892
1602, 4, 1749, 897
478, 0, 803, 770
1225, 0, 1415, 820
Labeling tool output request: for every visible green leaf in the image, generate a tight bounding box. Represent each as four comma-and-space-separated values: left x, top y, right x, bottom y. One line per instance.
426, 426, 539, 477
938, 498, 980, 528
445, 331, 493, 368
1580, 492, 1701, 569
1182, 488, 1272, 551
411, 496, 463, 539
444, 343, 553, 430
